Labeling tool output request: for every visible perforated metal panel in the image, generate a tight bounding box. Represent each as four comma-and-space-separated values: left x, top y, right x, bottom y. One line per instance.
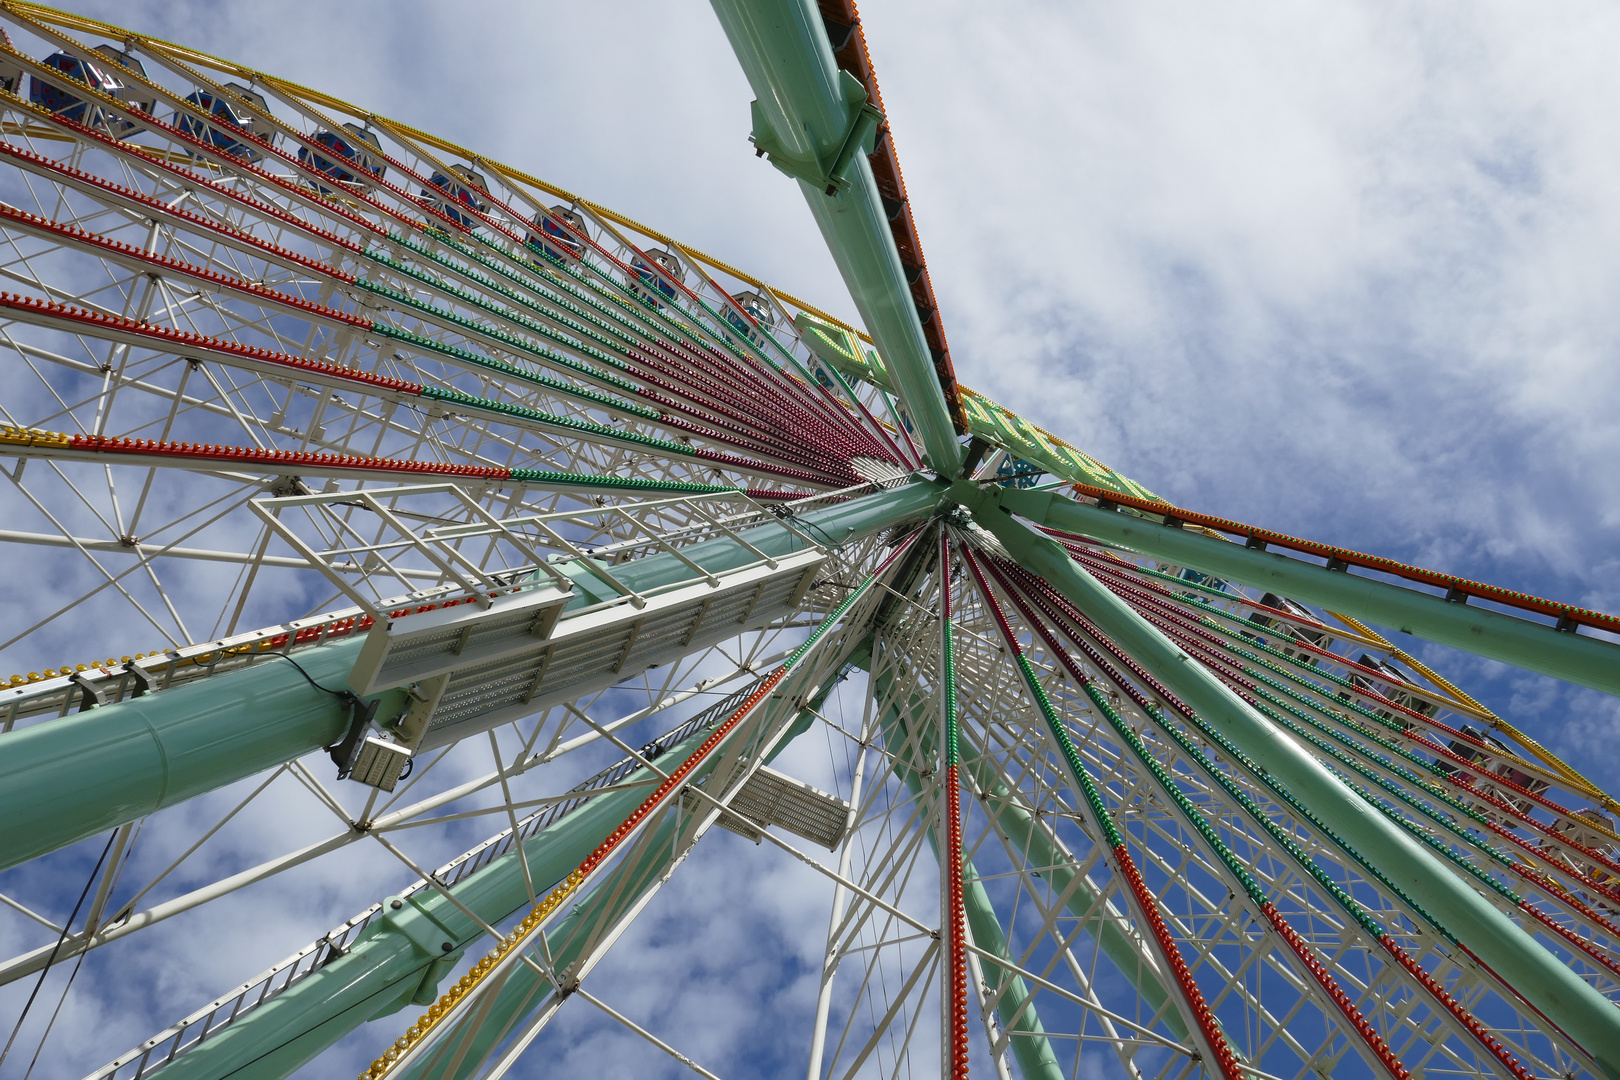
405, 551, 825, 750
348, 585, 572, 697
696, 765, 852, 850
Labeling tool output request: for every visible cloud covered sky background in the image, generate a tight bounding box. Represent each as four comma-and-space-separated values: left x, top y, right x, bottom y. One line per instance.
3, 1, 1619, 1076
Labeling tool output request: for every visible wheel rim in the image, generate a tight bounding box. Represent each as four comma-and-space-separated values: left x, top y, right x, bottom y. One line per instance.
0, 9, 1614, 1080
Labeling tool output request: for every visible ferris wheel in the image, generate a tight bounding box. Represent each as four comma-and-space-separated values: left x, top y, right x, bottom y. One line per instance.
0, 4, 1617, 1080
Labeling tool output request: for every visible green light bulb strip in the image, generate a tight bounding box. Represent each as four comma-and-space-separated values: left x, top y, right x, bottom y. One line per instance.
997, 559, 1404, 938
358, 261, 629, 382
358, 286, 642, 405
1009, 651, 1124, 850
483, 231, 710, 352
417, 385, 695, 456
504, 467, 739, 495
365, 241, 636, 376
373, 322, 656, 420
454, 231, 825, 440
378, 229, 643, 368
1112, 580, 1620, 907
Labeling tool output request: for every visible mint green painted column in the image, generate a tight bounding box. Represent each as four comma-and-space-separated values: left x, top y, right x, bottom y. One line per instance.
0, 639, 388, 871
867, 662, 1066, 1080
392, 813, 687, 1080
953, 481, 1620, 1079
999, 486, 1620, 698
0, 481, 946, 872
149, 781, 640, 1080
392, 667, 858, 1080
707, 0, 962, 474
960, 870, 1065, 1080
865, 653, 1185, 1047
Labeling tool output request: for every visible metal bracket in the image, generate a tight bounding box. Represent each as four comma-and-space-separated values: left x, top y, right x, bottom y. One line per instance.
391, 675, 448, 750
68, 671, 109, 712
750, 70, 883, 196
328, 694, 382, 779
122, 660, 159, 697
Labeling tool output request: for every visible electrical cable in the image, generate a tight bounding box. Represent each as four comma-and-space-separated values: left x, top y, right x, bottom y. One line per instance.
0, 830, 117, 1071
21, 929, 91, 1079
263, 650, 358, 701
770, 503, 839, 548
22, 818, 147, 1079
262, 652, 370, 739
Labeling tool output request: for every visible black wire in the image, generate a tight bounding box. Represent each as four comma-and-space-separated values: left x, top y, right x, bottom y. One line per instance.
21, 930, 91, 1079
262, 654, 372, 758
262, 651, 355, 700
21, 820, 144, 1078
0, 831, 117, 1071
771, 504, 839, 548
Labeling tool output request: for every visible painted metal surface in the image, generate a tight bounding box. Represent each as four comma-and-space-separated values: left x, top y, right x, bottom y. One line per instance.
377, 650, 869, 1080
0, 481, 945, 873
0, 5, 1612, 1076
0, 639, 389, 872
954, 481, 1620, 1079
708, 0, 962, 474
147, 785, 633, 1080
996, 485, 1620, 697
810, 0, 968, 433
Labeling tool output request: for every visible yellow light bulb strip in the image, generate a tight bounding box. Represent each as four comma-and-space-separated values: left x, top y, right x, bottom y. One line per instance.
1331, 610, 1620, 827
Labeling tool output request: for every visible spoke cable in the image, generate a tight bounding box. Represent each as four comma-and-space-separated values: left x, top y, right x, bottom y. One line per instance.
0, 830, 117, 1072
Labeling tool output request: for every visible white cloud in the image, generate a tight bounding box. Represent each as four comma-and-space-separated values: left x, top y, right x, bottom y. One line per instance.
3, 2, 1617, 1077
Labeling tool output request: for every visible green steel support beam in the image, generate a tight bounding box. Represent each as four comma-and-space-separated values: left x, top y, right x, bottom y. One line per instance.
998, 485, 1620, 698
0, 643, 401, 872
959, 870, 1065, 1080
707, 0, 963, 475
390, 665, 859, 1080
864, 650, 1184, 1047
149, 663, 853, 1080
148, 780, 641, 1080
868, 638, 1214, 1075
395, 814, 690, 1080
0, 480, 947, 872
951, 480, 1620, 1079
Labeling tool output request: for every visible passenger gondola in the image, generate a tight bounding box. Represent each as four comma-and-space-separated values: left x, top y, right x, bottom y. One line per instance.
629, 248, 681, 307
176, 83, 275, 161
722, 289, 773, 343
91, 44, 156, 120
526, 205, 588, 263
27, 50, 128, 135
298, 122, 385, 195
423, 164, 490, 231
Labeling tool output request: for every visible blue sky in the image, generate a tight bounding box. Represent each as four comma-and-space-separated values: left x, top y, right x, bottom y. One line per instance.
2, 1, 1618, 1076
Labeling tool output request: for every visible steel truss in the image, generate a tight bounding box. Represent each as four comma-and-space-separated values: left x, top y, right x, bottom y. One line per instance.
0, 7, 1614, 1080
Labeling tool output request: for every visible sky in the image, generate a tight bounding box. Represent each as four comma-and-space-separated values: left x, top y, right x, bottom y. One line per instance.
2, 0, 1619, 1077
